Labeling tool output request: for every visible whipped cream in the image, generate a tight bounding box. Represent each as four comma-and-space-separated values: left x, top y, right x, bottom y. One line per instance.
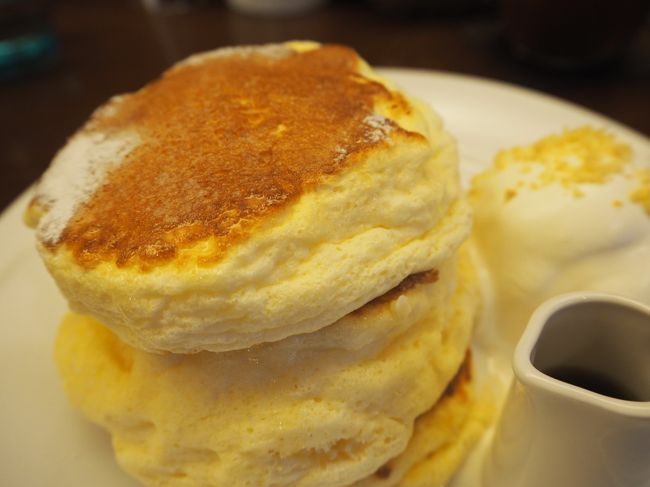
469, 127, 650, 345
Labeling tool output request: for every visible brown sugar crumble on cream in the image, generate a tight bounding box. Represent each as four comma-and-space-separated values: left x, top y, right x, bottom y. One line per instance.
50, 44, 419, 268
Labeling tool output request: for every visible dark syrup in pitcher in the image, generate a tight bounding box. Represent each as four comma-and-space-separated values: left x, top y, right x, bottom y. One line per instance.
544, 366, 640, 401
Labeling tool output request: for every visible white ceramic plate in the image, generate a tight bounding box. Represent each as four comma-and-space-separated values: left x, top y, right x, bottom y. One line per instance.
1, 69, 648, 487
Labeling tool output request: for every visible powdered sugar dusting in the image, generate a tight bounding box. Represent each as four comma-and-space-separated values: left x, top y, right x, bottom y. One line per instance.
363, 114, 394, 143
179, 43, 293, 68
35, 129, 140, 243
334, 146, 348, 163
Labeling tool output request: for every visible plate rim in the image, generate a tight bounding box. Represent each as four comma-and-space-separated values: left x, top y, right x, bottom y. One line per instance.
377, 66, 650, 144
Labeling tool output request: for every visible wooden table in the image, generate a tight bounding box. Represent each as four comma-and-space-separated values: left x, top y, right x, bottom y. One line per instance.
2, 0, 649, 211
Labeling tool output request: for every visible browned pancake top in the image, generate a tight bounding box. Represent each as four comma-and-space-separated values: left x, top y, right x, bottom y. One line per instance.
52, 44, 416, 268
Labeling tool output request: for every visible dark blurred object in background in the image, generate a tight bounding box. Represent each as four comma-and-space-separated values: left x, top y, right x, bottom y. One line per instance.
0, 0, 58, 79
367, 0, 496, 16
501, 0, 650, 70
144, 0, 326, 16
142, 0, 218, 14
225, 0, 326, 17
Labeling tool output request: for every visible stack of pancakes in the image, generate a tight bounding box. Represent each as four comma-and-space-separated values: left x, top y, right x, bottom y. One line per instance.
26, 42, 487, 486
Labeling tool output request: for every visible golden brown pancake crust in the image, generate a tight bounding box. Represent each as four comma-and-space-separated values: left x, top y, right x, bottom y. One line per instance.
353, 269, 440, 316
52, 45, 419, 268
441, 349, 472, 400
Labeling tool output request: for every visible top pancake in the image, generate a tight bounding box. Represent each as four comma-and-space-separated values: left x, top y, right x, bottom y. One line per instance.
34, 42, 416, 267
28, 41, 472, 353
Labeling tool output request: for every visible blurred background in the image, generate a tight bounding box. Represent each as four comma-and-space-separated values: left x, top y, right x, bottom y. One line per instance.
1, 0, 649, 211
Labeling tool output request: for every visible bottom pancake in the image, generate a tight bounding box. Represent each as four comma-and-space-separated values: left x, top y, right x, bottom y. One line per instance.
352, 353, 492, 487
54, 251, 480, 487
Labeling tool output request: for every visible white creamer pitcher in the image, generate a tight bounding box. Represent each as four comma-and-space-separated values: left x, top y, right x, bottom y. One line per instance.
483, 292, 650, 487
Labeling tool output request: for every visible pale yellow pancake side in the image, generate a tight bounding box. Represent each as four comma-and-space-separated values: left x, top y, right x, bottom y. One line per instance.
54, 250, 479, 487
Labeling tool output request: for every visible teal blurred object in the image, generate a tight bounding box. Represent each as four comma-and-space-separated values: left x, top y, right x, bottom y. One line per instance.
0, 0, 57, 79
